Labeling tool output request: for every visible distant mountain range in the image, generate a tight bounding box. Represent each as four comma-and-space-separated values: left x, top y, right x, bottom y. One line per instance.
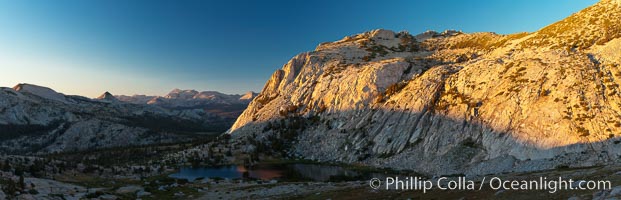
115, 89, 257, 118
116, 89, 257, 106
0, 83, 255, 154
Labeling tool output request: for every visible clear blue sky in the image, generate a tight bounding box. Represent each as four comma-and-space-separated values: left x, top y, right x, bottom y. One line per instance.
0, 0, 598, 97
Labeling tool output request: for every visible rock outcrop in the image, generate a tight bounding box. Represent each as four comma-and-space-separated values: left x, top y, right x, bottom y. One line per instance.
240, 91, 259, 102
96, 91, 119, 102
13, 83, 71, 103
229, 0, 621, 176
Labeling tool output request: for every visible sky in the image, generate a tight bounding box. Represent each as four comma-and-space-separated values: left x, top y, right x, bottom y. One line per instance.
0, 0, 599, 97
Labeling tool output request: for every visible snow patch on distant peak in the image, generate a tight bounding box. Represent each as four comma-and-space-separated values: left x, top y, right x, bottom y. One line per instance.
13, 83, 69, 103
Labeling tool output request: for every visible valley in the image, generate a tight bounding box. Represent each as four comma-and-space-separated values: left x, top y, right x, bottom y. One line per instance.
2, 0, 621, 199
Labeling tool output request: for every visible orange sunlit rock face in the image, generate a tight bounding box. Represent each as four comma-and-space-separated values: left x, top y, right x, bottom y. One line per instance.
228, 0, 621, 176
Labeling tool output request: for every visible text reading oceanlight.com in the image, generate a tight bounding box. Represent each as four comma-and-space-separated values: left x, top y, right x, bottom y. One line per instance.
368, 176, 611, 193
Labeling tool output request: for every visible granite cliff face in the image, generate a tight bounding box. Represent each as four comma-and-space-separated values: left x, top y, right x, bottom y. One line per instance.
229, 0, 621, 176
